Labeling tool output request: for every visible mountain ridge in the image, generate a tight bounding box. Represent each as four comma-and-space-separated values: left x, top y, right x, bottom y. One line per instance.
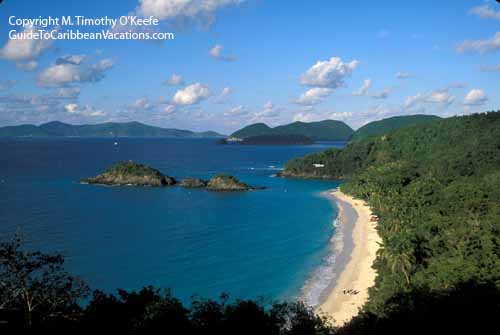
230, 119, 354, 141
0, 121, 225, 138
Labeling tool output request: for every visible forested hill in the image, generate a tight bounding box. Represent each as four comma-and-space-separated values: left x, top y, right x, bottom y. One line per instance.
0, 121, 225, 138
230, 120, 354, 141
350, 114, 441, 142
281, 111, 500, 331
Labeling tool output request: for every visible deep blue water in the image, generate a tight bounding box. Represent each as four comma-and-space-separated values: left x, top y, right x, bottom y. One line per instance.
0, 138, 342, 303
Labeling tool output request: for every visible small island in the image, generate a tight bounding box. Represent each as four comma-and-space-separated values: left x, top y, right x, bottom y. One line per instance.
81, 161, 176, 187
218, 134, 314, 145
206, 175, 254, 191
82, 161, 263, 191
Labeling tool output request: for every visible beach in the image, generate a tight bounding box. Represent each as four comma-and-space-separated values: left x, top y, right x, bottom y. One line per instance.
316, 188, 381, 326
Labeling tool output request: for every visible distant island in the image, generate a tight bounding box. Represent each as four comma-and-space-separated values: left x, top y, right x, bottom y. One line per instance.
0, 121, 225, 138
230, 120, 354, 142
82, 161, 262, 192
218, 134, 314, 145
350, 114, 441, 142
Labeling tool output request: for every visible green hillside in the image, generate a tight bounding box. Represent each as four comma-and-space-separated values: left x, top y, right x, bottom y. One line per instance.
281, 111, 500, 330
0, 121, 224, 138
230, 120, 353, 141
351, 114, 441, 142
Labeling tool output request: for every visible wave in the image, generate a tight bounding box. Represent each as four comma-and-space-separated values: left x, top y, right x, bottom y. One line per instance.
300, 214, 344, 307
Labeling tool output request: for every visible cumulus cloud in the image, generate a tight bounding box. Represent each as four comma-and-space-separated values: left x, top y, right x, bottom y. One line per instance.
456, 31, 500, 54
172, 83, 210, 105
403, 89, 455, 110
0, 80, 16, 91
300, 57, 359, 88
0, 25, 55, 61
38, 58, 115, 87
166, 73, 184, 85
463, 89, 488, 106
295, 88, 333, 106
64, 103, 79, 113
137, 0, 244, 23
352, 79, 371, 96
426, 89, 455, 105
470, 5, 500, 20
16, 60, 38, 71
395, 71, 414, 79
209, 44, 236, 61
372, 88, 391, 99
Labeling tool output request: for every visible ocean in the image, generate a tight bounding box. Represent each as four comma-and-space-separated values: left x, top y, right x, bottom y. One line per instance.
0, 138, 343, 304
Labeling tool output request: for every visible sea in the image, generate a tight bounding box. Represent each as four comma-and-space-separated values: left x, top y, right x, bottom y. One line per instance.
0, 138, 344, 305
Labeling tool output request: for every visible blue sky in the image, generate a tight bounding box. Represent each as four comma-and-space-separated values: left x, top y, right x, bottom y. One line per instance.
0, 0, 499, 133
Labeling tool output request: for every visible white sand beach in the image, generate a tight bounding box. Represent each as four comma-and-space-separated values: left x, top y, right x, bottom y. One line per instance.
316, 189, 381, 326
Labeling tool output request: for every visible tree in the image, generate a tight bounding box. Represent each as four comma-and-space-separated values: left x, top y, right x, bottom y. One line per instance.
0, 233, 89, 328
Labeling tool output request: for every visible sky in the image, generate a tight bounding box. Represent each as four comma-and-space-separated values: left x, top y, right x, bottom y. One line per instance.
0, 0, 499, 133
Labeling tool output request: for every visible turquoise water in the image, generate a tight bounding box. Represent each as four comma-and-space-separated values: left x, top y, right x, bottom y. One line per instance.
0, 138, 342, 303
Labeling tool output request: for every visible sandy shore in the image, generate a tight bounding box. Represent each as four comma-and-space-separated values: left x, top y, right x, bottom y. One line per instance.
316, 188, 380, 326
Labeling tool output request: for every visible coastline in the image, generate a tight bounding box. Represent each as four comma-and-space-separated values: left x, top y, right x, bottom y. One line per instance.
316, 188, 380, 326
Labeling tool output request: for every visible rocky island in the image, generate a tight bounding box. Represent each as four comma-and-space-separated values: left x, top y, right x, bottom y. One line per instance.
206, 175, 255, 191
81, 161, 176, 186
82, 161, 263, 191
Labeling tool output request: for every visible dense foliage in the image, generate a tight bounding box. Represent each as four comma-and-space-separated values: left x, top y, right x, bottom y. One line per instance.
0, 121, 224, 138
103, 161, 165, 179
282, 111, 500, 331
350, 114, 441, 142
231, 120, 354, 141
0, 236, 334, 334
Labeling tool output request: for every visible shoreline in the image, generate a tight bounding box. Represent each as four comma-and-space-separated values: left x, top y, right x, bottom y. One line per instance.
315, 188, 380, 326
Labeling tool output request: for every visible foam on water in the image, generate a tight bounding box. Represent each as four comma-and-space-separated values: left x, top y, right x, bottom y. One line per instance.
301, 213, 344, 306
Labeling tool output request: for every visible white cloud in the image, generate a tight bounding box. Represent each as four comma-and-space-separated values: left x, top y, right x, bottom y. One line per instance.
164, 104, 176, 114
395, 71, 414, 79
463, 89, 488, 106
457, 31, 500, 54
172, 83, 210, 105
372, 88, 391, 99
300, 57, 359, 88
295, 88, 332, 106
293, 110, 353, 123
129, 97, 156, 111
224, 105, 247, 116
0, 25, 55, 61
38, 58, 115, 87
208, 44, 236, 61
470, 5, 500, 20
56, 54, 87, 65
403, 93, 424, 109
426, 89, 455, 105
65, 103, 79, 113
16, 60, 38, 71
352, 79, 371, 96
480, 64, 500, 72
166, 73, 184, 85
137, 0, 244, 22
214, 86, 233, 103
0, 80, 16, 91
